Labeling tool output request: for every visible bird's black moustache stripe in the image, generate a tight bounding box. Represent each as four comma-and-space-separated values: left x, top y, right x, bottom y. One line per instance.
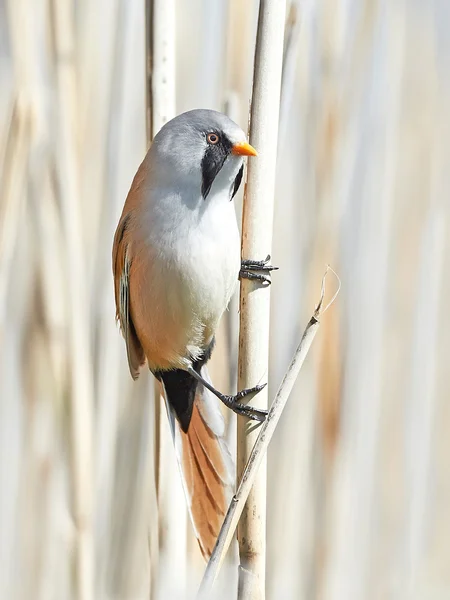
231, 164, 243, 201
201, 132, 233, 199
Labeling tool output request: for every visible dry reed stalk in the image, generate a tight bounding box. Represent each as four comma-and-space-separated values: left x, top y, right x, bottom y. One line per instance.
222, 0, 259, 403
94, 0, 124, 577
145, 1, 159, 594
32, 164, 67, 399
0, 45, 31, 594
1, 0, 33, 319
403, 75, 445, 585
77, 0, 120, 281
146, 0, 176, 142
0, 94, 13, 175
279, 1, 302, 141
92, 7, 144, 595
0, 100, 29, 328
236, 1, 286, 598
51, 1, 95, 598
199, 270, 339, 597
297, 6, 347, 592
403, 204, 444, 594
224, 0, 258, 124
323, 10, 401, 600
145, 0, 186, 591
312, 0, 346, 474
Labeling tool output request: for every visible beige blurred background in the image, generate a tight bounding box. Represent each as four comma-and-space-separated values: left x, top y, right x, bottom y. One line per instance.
1, 0, 449, 599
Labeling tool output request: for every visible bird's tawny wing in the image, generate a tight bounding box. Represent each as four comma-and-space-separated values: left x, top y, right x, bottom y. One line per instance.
112, 158, 152, 378
112, 210, 146, 379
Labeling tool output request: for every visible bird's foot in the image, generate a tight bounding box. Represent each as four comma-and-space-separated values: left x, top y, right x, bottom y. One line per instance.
240, 255, 278, 285
218, 384, 268, 422
187, 367, 268, 422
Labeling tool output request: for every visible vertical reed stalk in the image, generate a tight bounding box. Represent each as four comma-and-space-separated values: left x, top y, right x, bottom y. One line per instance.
237, 1, 286, 598
145, 0, 183, 593
144, 17, 161, 592
52, 0, 94, 598
146, 0, 176, 142
145, 0, 176, 488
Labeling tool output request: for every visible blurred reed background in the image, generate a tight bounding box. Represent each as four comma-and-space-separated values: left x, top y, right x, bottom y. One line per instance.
1, 0, 449, 599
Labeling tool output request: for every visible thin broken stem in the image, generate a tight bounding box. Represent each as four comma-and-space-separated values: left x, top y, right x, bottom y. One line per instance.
198, 268, 340, 596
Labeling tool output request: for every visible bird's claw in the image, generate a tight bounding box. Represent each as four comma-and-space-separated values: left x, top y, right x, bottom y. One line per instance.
222, 383, 268, 422
239, 255, 278, 286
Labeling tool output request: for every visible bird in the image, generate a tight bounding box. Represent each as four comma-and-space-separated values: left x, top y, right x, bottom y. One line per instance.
112, 109, 276, 558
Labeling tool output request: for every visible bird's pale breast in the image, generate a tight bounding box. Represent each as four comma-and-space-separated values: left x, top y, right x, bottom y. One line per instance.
130, 194, 240, 371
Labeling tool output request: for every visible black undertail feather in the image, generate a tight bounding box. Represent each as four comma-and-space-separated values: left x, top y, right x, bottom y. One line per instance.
157, 369, 196, 433
155, 338, 216, 433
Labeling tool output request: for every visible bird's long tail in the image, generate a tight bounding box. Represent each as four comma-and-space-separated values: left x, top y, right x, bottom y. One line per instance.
161, 365, 234, 559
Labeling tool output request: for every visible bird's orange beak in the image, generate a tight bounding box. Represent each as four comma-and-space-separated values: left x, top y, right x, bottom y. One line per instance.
232, 141, 258, 157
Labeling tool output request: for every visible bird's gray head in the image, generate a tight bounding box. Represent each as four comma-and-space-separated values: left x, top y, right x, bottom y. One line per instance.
150, 109, 257, 201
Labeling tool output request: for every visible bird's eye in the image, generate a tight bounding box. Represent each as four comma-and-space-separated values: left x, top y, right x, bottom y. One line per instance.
207, 132, 219, 145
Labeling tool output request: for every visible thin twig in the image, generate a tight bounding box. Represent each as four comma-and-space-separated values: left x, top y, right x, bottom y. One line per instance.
198, 269, 340, 596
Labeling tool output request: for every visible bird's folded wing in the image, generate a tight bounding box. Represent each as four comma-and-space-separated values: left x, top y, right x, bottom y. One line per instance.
112, 211, 146, 379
